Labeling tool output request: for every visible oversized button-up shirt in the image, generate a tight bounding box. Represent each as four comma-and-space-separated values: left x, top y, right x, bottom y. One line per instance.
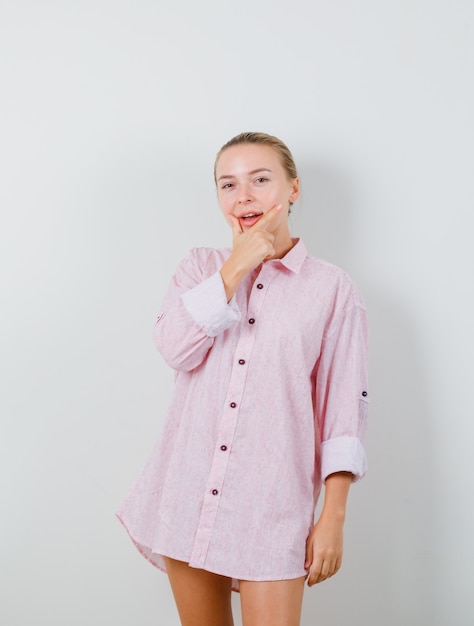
117, 239, 369, 590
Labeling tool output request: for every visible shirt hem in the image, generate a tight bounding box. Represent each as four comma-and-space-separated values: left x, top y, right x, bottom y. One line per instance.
116, 513, 307, 593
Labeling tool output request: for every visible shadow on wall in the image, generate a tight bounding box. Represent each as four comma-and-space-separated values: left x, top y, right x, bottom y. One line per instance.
295, 161, 436, 626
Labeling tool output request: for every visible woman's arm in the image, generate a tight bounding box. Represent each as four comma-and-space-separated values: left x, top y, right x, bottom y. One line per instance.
153, 252, 240, 372
304, 471, 352, 586
306, 296, 369, 586
155, 207, 284, 370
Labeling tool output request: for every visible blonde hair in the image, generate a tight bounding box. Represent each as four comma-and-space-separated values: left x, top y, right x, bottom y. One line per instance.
214, 131, 298, 184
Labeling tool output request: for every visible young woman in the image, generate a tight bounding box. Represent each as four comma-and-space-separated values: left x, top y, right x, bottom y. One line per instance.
118, 132, 369, 626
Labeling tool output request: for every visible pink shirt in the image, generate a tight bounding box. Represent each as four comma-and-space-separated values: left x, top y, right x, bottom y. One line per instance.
117, 239, 368, 590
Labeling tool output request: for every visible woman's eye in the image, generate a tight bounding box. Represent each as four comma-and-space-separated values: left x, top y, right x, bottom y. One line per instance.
255, 177, 268, 183
221, 183, 233, 189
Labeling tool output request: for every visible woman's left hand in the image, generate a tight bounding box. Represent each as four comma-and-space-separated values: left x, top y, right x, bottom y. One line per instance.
304, 515, 344, 586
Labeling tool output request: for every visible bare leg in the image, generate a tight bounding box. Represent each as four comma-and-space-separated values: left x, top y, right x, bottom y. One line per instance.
239, 577, 305, 626
163, 556, 234, 626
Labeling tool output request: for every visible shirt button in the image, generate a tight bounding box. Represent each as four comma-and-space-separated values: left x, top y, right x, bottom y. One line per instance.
230, 402, 237, 408
238, 359, 245, 365
212, 489, 219, 495
220, 445, 227, 451
256, 283, 263, 289
362, 391, 368, 397
248, 318, 255, 324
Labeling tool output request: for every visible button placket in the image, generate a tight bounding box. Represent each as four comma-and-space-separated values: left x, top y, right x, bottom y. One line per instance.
189, 265, 275, 569
191, 331, 253, 567
245, 265, 271, 331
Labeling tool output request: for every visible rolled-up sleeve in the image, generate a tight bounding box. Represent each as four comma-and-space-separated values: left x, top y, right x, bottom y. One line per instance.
314, 302, 369, 483
153, 250, 240, 372
181, 272, 240, 337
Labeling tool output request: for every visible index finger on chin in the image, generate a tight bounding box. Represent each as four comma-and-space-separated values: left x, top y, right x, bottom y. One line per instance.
254, 204, 283, 231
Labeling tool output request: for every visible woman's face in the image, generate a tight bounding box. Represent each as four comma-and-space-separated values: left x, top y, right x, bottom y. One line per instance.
215, 143, 299, 233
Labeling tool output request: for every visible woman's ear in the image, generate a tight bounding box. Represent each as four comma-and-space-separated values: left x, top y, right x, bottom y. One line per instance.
289, 177, 300, 204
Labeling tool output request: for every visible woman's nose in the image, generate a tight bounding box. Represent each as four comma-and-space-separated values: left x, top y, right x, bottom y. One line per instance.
238, 185, 252, 203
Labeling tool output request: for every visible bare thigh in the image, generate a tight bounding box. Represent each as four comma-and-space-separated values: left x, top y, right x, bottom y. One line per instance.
163, 556, 234, 626
239, 577, 306, 626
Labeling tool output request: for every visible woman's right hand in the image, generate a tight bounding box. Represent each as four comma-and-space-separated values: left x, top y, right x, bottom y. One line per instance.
220, 204, 283, 301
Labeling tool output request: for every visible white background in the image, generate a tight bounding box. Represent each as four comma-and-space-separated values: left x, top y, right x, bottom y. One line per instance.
1, 1, 473, 625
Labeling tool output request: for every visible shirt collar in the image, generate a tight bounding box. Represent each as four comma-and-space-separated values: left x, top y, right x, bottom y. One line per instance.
273, 238, 307, 274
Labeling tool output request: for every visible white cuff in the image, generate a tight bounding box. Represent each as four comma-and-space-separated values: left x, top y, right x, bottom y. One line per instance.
181, 271, 241, 337
321, 436, 367, 483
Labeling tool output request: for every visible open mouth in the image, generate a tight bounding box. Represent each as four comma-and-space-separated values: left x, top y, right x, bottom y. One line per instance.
240, 212, 263, 223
